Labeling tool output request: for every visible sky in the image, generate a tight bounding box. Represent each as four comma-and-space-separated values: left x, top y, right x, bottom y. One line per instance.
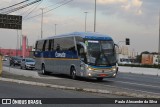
0, 0, 159, 54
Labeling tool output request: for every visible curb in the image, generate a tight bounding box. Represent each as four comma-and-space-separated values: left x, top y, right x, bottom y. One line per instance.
1, 77, 160, 98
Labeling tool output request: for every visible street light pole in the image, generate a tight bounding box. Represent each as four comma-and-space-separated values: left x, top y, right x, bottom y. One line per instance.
55, 24, 57, 35
16, 30, 19, 56
94, 0, 96, 32
84, 12, 88, 32
158, 10, 160, 68
40, 8, 44, 39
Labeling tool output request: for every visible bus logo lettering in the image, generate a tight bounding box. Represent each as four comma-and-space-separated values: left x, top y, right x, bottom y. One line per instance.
55, 52, 66, 58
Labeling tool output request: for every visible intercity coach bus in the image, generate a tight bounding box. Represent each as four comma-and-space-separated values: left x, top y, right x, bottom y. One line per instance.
34, 32, 118, 81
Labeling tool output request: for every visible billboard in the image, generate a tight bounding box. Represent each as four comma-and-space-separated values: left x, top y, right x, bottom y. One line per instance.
0, 14, 22, 30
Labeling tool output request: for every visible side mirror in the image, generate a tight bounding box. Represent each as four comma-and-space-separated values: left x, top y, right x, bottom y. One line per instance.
114, 44, 119, 48
114, 44, 119, 54
78, 42, 87, 54
80, 48, 84, 54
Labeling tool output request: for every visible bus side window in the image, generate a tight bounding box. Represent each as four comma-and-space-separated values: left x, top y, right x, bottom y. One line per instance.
35, 41, 38, 51
36, 40, 44, 51
45, 40, 49, 51
48, 40, 52, 51
56, 44, 61, 51
42, 40, 47, 51
48, 39, 54, 51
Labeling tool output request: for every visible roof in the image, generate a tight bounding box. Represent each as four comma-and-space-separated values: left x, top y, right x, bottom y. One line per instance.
38, 32, 113, 41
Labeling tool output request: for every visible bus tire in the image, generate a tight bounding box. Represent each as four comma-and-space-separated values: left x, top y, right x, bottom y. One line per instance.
70, 67, 77, 80
42, 64, 46, 75
97, 77, 103, 81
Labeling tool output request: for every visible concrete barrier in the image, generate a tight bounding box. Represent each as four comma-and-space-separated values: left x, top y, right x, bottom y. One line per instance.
0, 55, 2, 76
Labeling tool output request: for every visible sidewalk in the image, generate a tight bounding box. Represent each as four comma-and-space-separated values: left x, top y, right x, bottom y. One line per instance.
119, 66, 160, 76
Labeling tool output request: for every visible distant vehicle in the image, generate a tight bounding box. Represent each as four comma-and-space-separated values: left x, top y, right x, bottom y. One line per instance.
20, 58, 35, 70
10, 56, 22, 66
34, 32, 118, 81
2, 57, 7, 61
119, 58, 132, 64
2, 55, 9, 61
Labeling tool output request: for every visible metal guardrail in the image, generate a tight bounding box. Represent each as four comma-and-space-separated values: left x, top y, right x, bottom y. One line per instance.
0, 55, 2, 76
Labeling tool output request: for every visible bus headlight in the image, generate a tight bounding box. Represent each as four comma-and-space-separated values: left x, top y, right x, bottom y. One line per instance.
86, 65, 93, 71
112, 67, 117, 71
88, 67, 92, 71
88, 73, 92, 76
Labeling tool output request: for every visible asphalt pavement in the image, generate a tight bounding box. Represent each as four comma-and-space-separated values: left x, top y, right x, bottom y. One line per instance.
0, 80, 159, 107
1, 60, 160, 98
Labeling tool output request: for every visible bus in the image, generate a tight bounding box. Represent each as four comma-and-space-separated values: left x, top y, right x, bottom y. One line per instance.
34, 32, 118, 81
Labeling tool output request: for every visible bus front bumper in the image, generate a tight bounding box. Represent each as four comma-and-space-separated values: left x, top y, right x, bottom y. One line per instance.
85, 66, 118, 78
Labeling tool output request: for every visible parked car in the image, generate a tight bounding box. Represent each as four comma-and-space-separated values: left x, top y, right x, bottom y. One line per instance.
20, 58, 35, 70
2, 55, 9, 61
10, 56, 22, 66
2, 57, 7, 61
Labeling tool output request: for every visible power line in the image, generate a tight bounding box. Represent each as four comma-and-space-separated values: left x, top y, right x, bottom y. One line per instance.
0, 0, 30, 11
22, 0, 66, 19
22, 0, 43, 19
19, 0, 43, 16
43, 0, 67, 9
24, 0, 73, 20
1, 0, 42, 14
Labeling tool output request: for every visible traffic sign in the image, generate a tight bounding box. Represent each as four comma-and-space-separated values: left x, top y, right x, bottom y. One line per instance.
0, 14, 22, 30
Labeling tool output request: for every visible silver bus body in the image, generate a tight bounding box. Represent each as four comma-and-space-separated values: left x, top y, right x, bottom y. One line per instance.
34, 32, 118, 80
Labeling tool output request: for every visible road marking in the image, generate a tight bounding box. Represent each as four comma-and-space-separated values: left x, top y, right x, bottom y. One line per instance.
109, 80, 160, 88
87, 81, 160, 96
116, 76, 160, 84
119, 72, 160, 80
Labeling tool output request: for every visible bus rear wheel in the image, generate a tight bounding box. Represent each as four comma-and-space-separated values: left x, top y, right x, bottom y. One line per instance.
71, 67, 77, 80
97, 77, 103, 81
42, 64, 47, 75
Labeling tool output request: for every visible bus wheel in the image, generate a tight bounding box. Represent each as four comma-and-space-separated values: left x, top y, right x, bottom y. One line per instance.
71, 67, 77, 80
97, 77, 103, 81
42, 64, 46, 75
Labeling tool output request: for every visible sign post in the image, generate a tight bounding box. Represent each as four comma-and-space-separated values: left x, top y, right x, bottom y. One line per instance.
0, 54, 2, 76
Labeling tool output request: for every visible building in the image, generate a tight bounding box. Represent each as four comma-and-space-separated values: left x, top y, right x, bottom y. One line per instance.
141, 54, 159, 65
0, 48, 32, 57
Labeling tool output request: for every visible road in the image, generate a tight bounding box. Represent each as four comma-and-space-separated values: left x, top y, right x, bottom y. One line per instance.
2, 60, 160, 97
103, 73, 160, 95
0, 81, 158, 107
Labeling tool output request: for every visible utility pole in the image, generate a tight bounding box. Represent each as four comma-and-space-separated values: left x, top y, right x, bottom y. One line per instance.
158, 10, 160, 68
16, 30, 19, 56
40, 8, 44, 38
55, 24, 57, 35
94, 0, 96, 32
84, 12, 88, 32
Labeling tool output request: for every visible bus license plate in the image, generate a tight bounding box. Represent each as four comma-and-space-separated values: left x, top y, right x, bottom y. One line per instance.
99, 74, 107, 77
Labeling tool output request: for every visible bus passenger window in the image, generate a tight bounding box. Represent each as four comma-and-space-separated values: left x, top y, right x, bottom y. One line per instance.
56, 44, 61, 51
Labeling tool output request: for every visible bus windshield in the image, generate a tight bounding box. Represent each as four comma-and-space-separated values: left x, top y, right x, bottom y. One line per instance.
86, 40, 117, 66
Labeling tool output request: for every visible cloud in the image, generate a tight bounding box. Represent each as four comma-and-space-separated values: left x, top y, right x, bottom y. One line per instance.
97, 0, 127, 4
132, 0, 142, 7
121, 0, 143, 15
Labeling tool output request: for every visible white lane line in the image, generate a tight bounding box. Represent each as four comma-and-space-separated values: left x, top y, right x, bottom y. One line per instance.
73, 79, 160, 96
116, 76, 160, 84
85, 81, 160, 96
109, 80, 160, 89
118, 73, 160, 80
59, 77, 160, 96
